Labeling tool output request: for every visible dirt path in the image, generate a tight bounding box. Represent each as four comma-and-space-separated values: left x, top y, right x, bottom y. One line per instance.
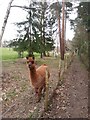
42, 56, 88, 118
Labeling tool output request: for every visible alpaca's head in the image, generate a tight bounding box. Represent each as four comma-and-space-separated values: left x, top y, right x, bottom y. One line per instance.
26, 55, 35, 70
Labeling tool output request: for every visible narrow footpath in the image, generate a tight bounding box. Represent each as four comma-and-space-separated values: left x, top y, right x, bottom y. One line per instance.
42, 56, 88, 118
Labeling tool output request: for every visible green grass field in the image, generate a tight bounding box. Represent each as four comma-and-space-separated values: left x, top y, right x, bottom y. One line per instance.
1, 47, 40, 61
1, 47, 18, 60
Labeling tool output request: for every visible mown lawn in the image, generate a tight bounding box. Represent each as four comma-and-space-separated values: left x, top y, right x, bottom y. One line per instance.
1, 47, 18, 60
1, 47, 40, 61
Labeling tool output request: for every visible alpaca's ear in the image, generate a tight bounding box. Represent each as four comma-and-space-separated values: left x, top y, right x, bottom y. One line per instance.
26, 56, 28, 59
33, 56, 35, 60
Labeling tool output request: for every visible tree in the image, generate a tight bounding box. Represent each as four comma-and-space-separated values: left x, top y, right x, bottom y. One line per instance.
61, 0, 65, 60
72, 2, 90, 70
50, 1, 73, 60
0, 0, 14, 47
9, 1, 55, 58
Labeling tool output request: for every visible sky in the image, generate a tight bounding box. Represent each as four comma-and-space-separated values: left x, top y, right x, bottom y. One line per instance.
0, 0, 77, 43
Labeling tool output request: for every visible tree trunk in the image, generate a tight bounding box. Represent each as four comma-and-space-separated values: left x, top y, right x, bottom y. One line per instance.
43, 51, 46, 56
40, 2, 43, 59
28, 50, 33, 56
61, 0, 65, 60
42, 0, 46, 57
40, 52, 43, 58
0, 0, 14, 47
64, 6, 67, 53
88, 30, 90, 76
56, 0, 62, 59
18, 51, 22, 58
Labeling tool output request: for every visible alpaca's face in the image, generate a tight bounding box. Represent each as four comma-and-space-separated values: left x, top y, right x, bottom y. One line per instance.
26, 57, 35, 70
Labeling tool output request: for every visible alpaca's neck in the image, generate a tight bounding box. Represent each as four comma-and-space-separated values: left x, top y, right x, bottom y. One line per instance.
29, 66, 37, 83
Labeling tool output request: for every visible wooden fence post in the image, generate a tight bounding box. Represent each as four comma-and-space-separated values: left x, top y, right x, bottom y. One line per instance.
44, 68, 49, 111
64, 54, 68, 71
58, 60, 61, 80
67, 53, 70, 68
60, 60, 64, 77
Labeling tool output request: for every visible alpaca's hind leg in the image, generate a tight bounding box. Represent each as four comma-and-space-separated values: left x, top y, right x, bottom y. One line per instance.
41, 83, 46, 98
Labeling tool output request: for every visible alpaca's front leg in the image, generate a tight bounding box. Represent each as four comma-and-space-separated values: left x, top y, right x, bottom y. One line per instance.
34, 87, 40, 102
35, 87, 38, 95
35, 87, 43, 102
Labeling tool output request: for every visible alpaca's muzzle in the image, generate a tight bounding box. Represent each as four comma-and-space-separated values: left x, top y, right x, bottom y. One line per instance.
28, 62, 32, 68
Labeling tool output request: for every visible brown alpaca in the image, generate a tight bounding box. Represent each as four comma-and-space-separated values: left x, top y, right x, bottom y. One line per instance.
26, 56, 50, 102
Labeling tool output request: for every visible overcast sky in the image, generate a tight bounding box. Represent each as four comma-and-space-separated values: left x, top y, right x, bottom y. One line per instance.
0, 0, 77, 43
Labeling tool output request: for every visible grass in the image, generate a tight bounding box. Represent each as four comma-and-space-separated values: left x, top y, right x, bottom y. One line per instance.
1, 47, 18, 60
20, 83, 27, 92
1, 47, 40, 61
36, 56, 60, 68
6, 89, 17, 100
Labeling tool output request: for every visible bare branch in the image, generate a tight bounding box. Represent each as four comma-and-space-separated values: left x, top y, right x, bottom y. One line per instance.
0, 0, 14, 47
11, 5, 30, 9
